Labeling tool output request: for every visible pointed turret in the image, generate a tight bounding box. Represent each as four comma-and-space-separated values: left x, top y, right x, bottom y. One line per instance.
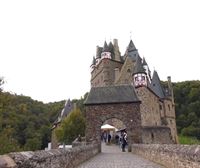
128, 40, 137, 52
133, 56, 146, 75
132, 56, 148, 87
108, 41, 114, 59
108, 41, 114, 52
150, 70, 165, 98
125, 40, 139, 61
142, 57, 151, 81
102, 41, 109, 52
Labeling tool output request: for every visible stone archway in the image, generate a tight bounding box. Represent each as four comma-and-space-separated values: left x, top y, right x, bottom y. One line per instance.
84, 85, 142, 152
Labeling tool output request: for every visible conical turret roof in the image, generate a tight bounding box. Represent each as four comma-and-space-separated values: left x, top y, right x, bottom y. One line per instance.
108, 41, 114, 52
133, 56, 146, 75
150, 70, 165, 98
102, 41, 109, 52
128, 40, 137, 52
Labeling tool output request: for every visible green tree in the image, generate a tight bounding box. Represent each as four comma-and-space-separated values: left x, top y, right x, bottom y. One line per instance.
0, 128, 20, 154
55, 108, 86, 144
24, 136, 42, 151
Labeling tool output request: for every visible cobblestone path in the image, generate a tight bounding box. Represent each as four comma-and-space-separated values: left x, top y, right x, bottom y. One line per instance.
78, 143, 164, 168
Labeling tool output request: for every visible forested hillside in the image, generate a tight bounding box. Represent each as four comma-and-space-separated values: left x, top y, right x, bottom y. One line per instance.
174, 80, 200, 139
0, 77, 200, 154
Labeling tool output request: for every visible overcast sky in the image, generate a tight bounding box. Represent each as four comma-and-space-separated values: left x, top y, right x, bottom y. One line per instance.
0, 0, 200, 103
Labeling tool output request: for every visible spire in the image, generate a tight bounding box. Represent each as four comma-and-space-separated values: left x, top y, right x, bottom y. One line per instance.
150, 70, 165, 98
128, 40, 137, 52
108, 41, 114, 52
102, 41, 109, 52
133, 56, 146, 75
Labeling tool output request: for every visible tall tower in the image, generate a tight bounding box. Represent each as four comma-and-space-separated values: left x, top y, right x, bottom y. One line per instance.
90, 39, 123, 87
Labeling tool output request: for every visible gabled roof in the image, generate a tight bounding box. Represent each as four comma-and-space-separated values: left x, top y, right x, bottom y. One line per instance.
84, 85, 140, 105
133, 56, 146, 75
150, 71, 165, 98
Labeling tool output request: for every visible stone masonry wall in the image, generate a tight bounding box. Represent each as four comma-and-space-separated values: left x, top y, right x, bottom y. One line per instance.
85, 103, 142, 151
91, 59, 123, 87
142, 126, 173, 144
0, 144, 99, 168
132, 144, 200, 168
136, 87, 161, 126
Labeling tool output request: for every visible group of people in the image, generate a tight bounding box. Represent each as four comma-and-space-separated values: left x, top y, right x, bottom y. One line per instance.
101, 130, 128, 152
101, 131, 112, 143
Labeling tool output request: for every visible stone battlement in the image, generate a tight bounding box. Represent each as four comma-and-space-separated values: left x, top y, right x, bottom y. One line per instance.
132, 144, 200, 168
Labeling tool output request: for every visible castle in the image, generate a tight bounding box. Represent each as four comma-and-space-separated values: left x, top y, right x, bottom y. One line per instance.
89, 39, 178, 143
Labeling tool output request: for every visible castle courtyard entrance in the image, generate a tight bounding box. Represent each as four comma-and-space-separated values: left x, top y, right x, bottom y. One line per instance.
84, 85, 142, 152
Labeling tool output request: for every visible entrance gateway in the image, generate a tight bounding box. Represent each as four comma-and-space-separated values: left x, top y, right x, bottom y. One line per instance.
84, 85, 142, 152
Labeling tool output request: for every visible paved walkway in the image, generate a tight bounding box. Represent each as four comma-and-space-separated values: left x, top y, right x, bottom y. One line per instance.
78, 143, 165, 168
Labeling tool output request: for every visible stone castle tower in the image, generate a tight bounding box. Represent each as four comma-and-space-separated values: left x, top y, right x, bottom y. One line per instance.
90, 39, 178, 143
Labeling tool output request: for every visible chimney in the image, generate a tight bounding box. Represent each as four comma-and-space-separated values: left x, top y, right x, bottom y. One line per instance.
113, 39, 121, 61
167, 76, 174, 104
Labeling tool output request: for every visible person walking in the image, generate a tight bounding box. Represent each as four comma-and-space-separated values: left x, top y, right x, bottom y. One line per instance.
121, 131, 128, 152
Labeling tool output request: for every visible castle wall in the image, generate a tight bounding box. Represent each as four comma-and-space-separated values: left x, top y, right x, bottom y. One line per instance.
135, 87, 161, 126
115, 57, 135, 85
132, 144, 200, 168
142, 126, 173, 144
91, 59, 123, 87
163, 99, 178, 143
85, 103, 142, 151
0, 144, 99, 168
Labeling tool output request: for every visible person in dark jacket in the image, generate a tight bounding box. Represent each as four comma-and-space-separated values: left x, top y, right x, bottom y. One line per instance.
121, 131, 128, 152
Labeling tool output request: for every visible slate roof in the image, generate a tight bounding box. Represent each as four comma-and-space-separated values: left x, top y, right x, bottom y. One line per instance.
133, 56, 146, 75
84, 85, 140, 105
150, 70, 165, 98
125, 40, 139, 61
53, 99, 73, 125
102, 41, 109, 52
128, 40, 137, 52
